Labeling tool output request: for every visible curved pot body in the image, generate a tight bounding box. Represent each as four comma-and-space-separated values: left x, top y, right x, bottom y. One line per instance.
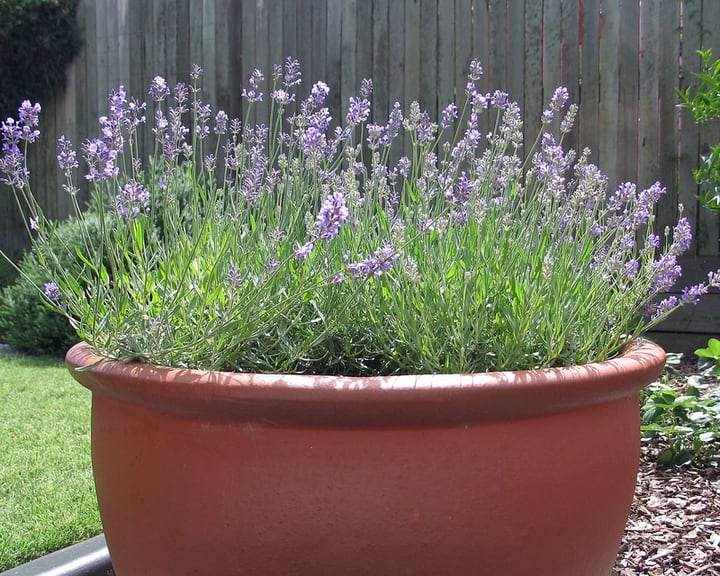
66, 340, 665, 576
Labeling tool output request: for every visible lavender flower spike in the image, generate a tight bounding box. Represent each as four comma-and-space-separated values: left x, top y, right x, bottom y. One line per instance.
149, 76, 170, 101
43, 282, 62, 304
315, 191, 349, 240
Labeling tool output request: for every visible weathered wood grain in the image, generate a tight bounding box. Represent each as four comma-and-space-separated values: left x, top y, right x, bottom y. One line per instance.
5, 0, 720, 341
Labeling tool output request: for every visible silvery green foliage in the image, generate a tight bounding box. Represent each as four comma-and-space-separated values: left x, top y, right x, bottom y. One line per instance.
3, 58, 719, 374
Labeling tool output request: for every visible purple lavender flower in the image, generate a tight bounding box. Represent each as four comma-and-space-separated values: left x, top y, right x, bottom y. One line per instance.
283, 57, 302, 87
468, 59, 484, 81
542, 86, 569, 122
445, 171, 476, 206
43, 282, 62, 304
82, 138, 119, 182
17, 101, 41, 142
366, 124, 386, 149
346, 97, 371, 125
294, 241, 315, 259
265, 259, 281, 275
57, 136, 78, 176
623, 260, 639, 278
416, 110, 437, 145
346, 244, 399, 279
115, 179, 150, 219
386, 102, 403, 139
441, 102, 459, 127
226, 266, 243, 299
174, 82, 189, 105
669, 216, 692, 255
396, 156, 411, 177
491, 91, 509, 108
0, 134, 28, 188
29, 217, 39, 231
360, 78, 373, 99
309, 81, 330, 107
18, 100, 41, 126
242, 69, 265, 103
214, 110, 228, 134
190, 64, 204, 81
708, 270, 720, 288
149, 76, 171, 101
681, 283, 708, 305
194, 102, 212, 139
651, 253, 682, 292
302, 126, 325, 152
452, 210, 469, 225
644, 296, 679, 320
315, 191, 349, 240
271, 89, 295, 105
560, 103, 578, 133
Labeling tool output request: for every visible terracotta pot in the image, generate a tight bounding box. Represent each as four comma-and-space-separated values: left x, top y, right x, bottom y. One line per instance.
66, 339, 665, 576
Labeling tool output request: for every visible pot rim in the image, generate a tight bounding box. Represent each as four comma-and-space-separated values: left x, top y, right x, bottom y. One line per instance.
66, 339, 665, 426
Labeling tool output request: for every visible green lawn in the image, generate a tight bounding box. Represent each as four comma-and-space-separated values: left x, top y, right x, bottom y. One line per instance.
0, 354, 102, 571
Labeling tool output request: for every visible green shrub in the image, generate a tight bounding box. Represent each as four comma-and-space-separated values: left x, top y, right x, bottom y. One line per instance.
0, 212, 106, 356
641, 354, 720, 466
677, 48, 720, 212
0, 0, 82, 120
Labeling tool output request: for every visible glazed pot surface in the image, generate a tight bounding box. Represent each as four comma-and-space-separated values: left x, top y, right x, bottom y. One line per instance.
66, 340, 665, 576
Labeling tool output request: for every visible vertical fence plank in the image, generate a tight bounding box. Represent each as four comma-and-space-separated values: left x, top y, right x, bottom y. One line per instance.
282, 0, 299, 80
356, 0, 373, 88
387, 0, 404, 164
372, 0, 390, 125
325, 0, 342, 117
507, 0, 525, 108
616, 0, 639, 188
296, 0, 314, 95
543, 0, 562, 105
166, 0, 179, 86
420, 0, 438, 115
488, 0, 506, 90
254, 0, 270, 122
10, 0, 720, 265
472, 0, 489, 94
523, 0, 543, 154
639, 0, 660, 195
560, 0, 580, 152
598, 0, 620, 193
453, 0, 472, 106
656, 0, 681, 238
340, 0, 358, 122
404, 0, 421, 107
176, 0, 190, 83
214, 0, 231, 112
311, 0, 328, 104
679, 0, 702, 254
471, 0, 490, 138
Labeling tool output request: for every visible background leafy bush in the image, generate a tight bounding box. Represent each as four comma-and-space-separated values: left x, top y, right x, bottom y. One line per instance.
0, 213, 107, 356
677, 48, 720, 212
0, 0, 82, 121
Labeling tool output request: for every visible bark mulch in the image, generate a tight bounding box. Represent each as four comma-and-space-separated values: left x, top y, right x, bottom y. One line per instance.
613, 448, 720, 575
614, 353, 720, 575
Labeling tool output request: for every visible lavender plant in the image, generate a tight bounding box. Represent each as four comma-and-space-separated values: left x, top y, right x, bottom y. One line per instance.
2, 59, 718, 375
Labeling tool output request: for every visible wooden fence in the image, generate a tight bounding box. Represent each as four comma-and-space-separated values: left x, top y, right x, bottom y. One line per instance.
3, 0, 720, 346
